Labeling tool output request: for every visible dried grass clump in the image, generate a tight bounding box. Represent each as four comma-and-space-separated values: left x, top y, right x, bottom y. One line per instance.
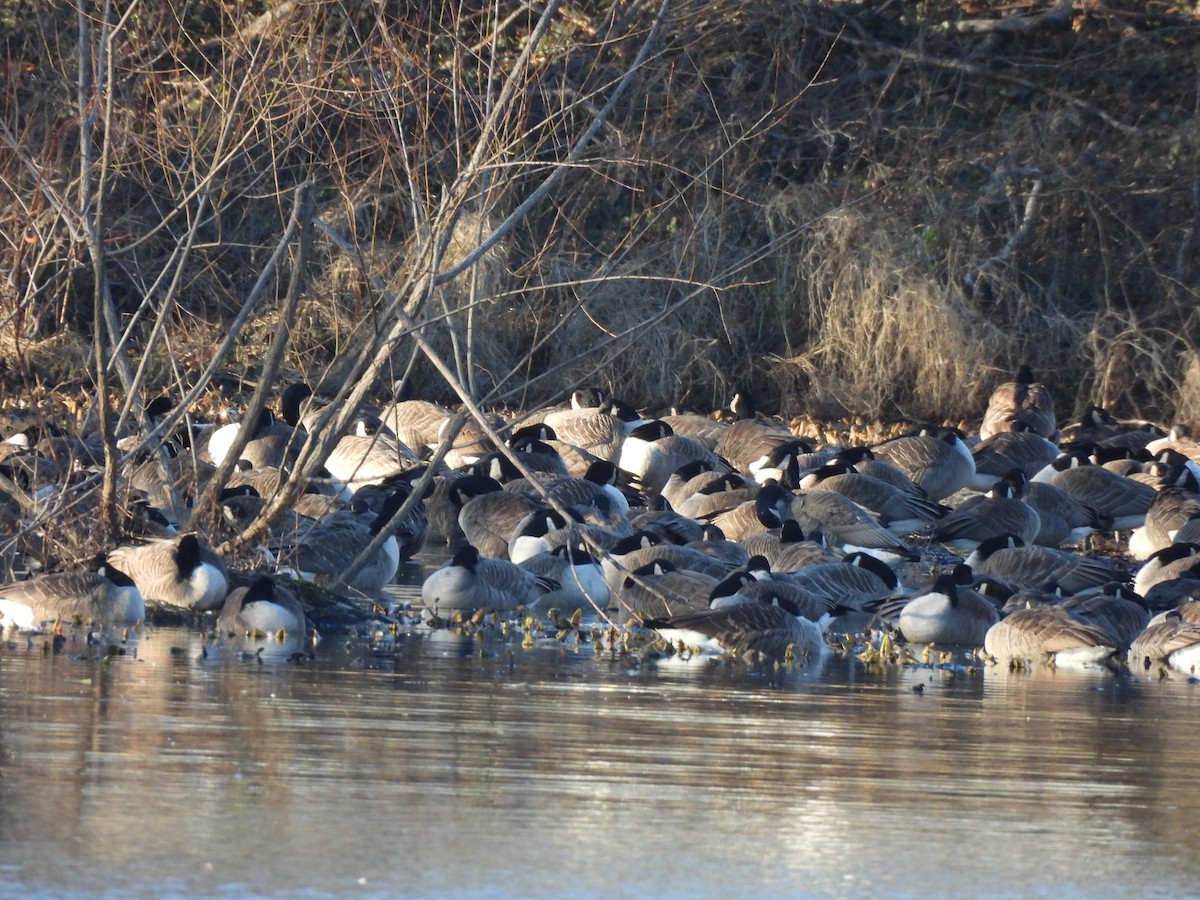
761, 189, 997, 420
1176, 351, 1200, 431
14, 333, 93, 390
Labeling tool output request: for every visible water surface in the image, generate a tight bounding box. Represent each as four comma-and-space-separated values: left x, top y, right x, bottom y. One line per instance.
1, 618, 1198, 899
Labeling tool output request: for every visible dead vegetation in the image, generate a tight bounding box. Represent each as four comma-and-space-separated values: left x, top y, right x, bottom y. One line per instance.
1, 1, 1198, 430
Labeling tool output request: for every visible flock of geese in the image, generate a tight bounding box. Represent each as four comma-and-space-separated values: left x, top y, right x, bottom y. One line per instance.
4, 367, 1200, 676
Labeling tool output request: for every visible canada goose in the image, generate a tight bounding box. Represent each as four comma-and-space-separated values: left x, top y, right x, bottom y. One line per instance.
740, 519, 839, 572
506, 427, 571, 480
996, 581, 1069, 615
124, 496, 180, 538
1142, 574, 1200, 612
217, 576, 306, 637
292, 490, 347, 521
787, 552, 903, 610
602, 533, 736, 590
0, 423, 38, 462
1142, 450, 1200, 488
1092, 445, 1142, 479
789, 488, 918, 562
1128, 612, 1200, 675
619, 421, 727, 495
684, 528, 752, 568
1153, 598, 1200, 624
437, 412, 507, 469
662, 459, 731, 510
507, 507, 583, 563
539, 438, 604, 478
348, 476, 432, 561
968, 426, 1060, 492
800, 460, 948, 536
423, 472, 504, 544
628, 507, 707, 546
216, 484, 325, 544
32, 421, 104, 470
979, 365, 1057, 442
562, 493, 634, 542
712, 393, 795, 473
659, 411, 728, 451
645, 592, 827, 662
932, 475, 1041, 551
965, 533, 1126, 594
1133, 542, 1200, 597
118, 439, 197, 526
0, 442, 60, 504
872, 426, 976, 501
569, 387, 605, 410
1060, 404, 1121, 446
675, 474, 756, 521
1022, 481, 1101, 547
1059, 584, 1149, 650
611, 560, 716, 620
1095, 422, 1168, 455
984, 605, 1118, 668
708, 482, 793, 542
276, 381, 326, 433
707, 557, 842, 622
898, 566, 999, 646
1129, 484, 1200, 560
276, 489, 412, 595
279, 383, 420, 493
458, 488, 542, 558
321, 429, 418, 496
379, 385, 453, 453
0, 558, 143, 632
206, 408, 301, 470
1035, 453, 1155, 530
539, 399, 644, 462
518, 544, 610, 613
543, 460, 635, 516
226, 461, 288, 499
422, 544, 557, 615
1145, 424, 1200, 464
107, 534, 228, 612
749, 439, 834, 488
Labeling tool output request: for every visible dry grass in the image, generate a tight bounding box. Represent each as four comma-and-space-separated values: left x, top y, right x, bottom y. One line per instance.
0, 0, 1197, 428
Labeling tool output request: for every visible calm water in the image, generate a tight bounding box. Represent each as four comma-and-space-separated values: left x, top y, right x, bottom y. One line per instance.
2, 615, 1199, 900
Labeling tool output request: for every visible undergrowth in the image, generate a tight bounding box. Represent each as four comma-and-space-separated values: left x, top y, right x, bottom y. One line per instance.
0, 0, 1197, 427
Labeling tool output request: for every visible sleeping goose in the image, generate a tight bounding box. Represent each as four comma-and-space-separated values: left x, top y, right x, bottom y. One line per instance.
712, 392, 795, 474
517, 544, 610, 613
966, 533, 1126, 595
979, 365, 1057, 442
1035, 452, 1155, 531
421, 544, 557, 615
610, 560, 717, 620
800, 460, 948, 536
275, 489, 412, 595
968, 424, 1060, 491
1128, 611, 1200, 676
619, 421, 728, 496
897, 566, 1000, 646
932, 474, 1041, 551
984, 605, 1117, 668
873, 426, 975, 502
107, 534, 228, 612
0, 557, 143, 632
539, 398, 644, 462
645, 591, 827, 662
217, 576, 306, 638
